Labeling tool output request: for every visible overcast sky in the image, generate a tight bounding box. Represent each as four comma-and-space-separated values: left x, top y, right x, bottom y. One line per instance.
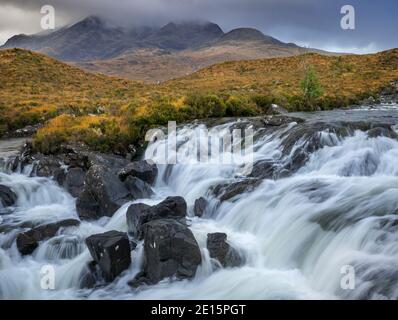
0, 0, 397, 53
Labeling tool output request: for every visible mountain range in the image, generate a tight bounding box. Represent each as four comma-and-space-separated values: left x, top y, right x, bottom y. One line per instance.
1, 16, 326, 82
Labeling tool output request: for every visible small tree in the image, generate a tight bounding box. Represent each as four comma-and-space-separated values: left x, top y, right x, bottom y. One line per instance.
300, 66, 323, 108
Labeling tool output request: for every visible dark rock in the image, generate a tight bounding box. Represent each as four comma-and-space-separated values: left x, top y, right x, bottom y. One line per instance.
85, 230, 131, 282
0, 185, 17, 207
126, 196, 187, 239
118, 160, 158, 184
194, 197, 207, 217
124, 176, 154, 199
53, 168, 67, 186
249, 160, 279, 180
141, 219, 202, 284
126, 203, 152, 238
16, 219, 80, 255
78, 261, 100, 289
212, 179, 262, 202
34, 155, 62, 178
207, 233, 243, 268
149, 196, 187, 221
367, 127, 398, 139
76, 165, 131, 220
64, 167, 86, 197
262, 115, 303, 127
128, 271, 148, 288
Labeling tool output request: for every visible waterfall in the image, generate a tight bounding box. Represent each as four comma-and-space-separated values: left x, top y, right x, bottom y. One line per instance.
1, 107, 398, 299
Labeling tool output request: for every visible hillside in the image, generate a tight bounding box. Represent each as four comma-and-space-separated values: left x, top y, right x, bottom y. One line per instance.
0, 48, 144, 137
1, 48, 398, 155
163, 48, 398, 106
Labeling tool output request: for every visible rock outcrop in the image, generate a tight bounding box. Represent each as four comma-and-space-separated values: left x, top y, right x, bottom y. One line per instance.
85, 230, 132, 282
16, 219, 80, 255
207, 233, 243, 268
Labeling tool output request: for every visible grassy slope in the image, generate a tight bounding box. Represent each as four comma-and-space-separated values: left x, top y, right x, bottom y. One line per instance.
163, 48, 398, 106
0, 48, 144, 133
1, 48, 398, 154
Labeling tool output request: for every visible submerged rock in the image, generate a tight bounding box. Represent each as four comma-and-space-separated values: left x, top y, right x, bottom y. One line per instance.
0, 185, 17, 208
194, 197, 207, 217
76, 165, 131, 220
85, 230, 131, 282
137, 219, 202, 285
118, 160, 158, 184
207, 233, 243, 268
16, 219, 80, 255
212, 179, 262, 202
367, 127, 398, 139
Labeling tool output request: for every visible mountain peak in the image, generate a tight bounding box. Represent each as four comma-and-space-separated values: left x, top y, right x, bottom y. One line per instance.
222, 28, 266, 41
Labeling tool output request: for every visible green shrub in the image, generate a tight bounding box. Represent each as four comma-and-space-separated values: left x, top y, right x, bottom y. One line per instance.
225, 96, 259, 116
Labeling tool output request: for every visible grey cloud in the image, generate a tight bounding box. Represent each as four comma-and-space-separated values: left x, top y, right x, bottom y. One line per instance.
0, 0, 396, 52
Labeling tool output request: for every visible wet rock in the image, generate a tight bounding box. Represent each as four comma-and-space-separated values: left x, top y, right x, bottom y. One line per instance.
126, 196, 187, 239
85, 230, 131, 282
34, 155, 62, 178
76, 165, 131, 220
124, 176, 153, 199
118, 160, 158, 184
78, 261, 100, 289
140, 219, 202, 284
149, 196, 187, 221
194, 197, 207, 217
367, 127, 398, 139
64, 167, 85, 198
212, 179, 262, 202
126, 203, 152, 238
128, 271, 148, 288
16, 219, 80, 255
249, 160, 279, 180
44, 235, 84, 260
262, 115, 303, 127
0, 185, 17, 208
207, 233, 243, 268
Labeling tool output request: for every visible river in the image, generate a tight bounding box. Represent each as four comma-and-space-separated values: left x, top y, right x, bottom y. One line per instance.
1, 105, 398, 299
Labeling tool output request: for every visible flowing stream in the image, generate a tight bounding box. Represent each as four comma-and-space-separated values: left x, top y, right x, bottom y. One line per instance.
1, 105, 398, 299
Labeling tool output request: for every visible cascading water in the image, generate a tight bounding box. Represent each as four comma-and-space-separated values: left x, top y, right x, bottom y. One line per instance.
1, 106, 398, 300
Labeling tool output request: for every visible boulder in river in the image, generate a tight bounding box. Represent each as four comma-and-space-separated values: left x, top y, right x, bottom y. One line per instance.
16, 219, 80, 255
76, 165, 131, 220
0, 185, 17, 208
64, 167, 86, 198
207, 233, 243, 268
118, 160, 158, 184
124, 176, 154, 199
85, 230, 131, 282
193, 197, 207, 217
126, 203, 152, 238
126, 196, 187, 239
134, 219, 202, 285
212, 179, 262, 202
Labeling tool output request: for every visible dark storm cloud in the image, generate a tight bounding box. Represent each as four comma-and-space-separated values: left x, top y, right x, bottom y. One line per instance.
0, 0, 397, 52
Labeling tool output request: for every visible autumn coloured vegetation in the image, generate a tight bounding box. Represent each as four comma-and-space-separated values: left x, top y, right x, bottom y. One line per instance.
1, 48, 398, 154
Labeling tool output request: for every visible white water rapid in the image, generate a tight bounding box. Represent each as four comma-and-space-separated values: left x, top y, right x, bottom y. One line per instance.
1, 107, 398, 300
